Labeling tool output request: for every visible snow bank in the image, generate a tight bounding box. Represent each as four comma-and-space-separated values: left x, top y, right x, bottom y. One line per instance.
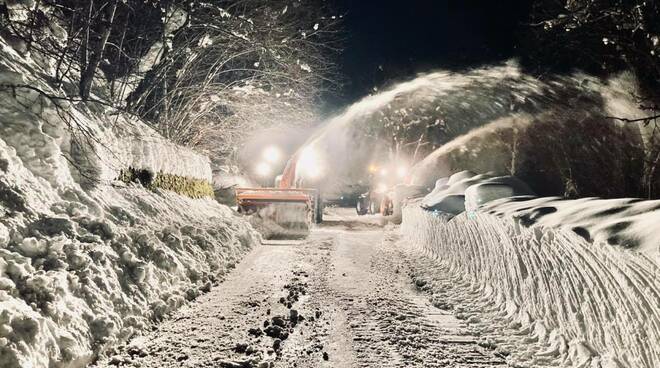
401, 199, 660, 367
482, 196, 660, 261
0, 39, 258, 367
97, 122, 212, 183
390, 184, 428, 224
64, 108, 212, 186
0, 38, 211, 187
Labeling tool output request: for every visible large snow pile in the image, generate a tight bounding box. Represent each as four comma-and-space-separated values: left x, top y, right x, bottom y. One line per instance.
401, 197, 660, 367
0, 39, 258, 367
64, 100, 212, 188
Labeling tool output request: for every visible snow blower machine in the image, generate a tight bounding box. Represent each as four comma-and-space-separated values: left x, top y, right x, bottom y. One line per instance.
235, 149, 323, 240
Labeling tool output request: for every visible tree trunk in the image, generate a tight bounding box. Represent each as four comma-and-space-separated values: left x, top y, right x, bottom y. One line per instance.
161, 6, 171, 137
79, 1, 93, 81
510, 129, 519, 176
110, 18, 128, 103
80, 0, 119, 101
26, 0, 42, 53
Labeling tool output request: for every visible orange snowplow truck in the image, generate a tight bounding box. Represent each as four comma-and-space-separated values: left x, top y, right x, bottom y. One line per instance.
235, 153, 323, 228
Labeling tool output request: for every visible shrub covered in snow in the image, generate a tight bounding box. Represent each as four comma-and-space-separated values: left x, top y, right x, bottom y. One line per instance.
402, 198, 660, 367
118, 168, 214, 199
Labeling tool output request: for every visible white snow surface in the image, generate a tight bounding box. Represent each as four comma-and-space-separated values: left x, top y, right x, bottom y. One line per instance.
402, 199, 660, 368
0, 38, 211, 185
0, 39, 258, 367
482, 196, 660, 261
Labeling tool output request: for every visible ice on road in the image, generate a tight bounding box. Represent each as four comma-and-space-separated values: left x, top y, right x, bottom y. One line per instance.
94, 208, 504, 368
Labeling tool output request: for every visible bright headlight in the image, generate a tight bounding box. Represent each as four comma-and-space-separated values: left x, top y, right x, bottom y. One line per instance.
397, 166, 408, 178
263, 145, 281, 164
298, 147, 322, 179
255, 162, 271, 177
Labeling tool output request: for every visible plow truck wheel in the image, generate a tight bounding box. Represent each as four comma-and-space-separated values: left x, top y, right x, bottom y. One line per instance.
356, 197, 368, 215
314, 193, 323, 224
369, 199, 380, 215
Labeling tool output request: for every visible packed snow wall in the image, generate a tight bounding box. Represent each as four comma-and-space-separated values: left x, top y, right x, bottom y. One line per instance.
0, 41, 258, 367
61, 99, 212, 192
401, 202, 659, 368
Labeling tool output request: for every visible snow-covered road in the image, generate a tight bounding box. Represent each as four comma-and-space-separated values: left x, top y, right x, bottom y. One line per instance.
92, 208, 505, 368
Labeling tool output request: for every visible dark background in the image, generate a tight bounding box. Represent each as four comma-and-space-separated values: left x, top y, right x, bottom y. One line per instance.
332, 0, 532, 104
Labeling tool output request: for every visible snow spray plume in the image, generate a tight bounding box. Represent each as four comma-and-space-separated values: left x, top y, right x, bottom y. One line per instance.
295, 61, 656, 199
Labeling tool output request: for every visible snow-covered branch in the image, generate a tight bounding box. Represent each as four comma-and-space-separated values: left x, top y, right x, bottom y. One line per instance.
0, 0, 343, 171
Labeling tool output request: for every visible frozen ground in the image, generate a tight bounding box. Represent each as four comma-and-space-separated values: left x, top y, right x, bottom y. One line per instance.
93, 208, 511, 368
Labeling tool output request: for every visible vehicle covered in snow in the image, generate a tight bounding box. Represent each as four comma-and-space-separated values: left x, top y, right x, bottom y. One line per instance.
419, 171, 535, 218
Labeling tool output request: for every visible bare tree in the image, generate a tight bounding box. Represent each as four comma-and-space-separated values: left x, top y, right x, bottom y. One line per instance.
123, 0, 343, 166
79, 0, 119, 100
0, 0, 343, 171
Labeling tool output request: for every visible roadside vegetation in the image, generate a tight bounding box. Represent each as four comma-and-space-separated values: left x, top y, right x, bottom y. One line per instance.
0, 0, 343, 173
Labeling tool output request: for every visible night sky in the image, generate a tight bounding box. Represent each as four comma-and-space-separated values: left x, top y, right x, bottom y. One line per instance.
333, 0, 532, 104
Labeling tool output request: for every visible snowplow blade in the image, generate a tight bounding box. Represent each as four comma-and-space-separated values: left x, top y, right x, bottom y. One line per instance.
236, 188, 316, 240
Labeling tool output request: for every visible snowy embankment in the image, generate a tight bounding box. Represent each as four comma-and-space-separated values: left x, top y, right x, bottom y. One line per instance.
402, 198, 660, 368
0, 41, 258, 367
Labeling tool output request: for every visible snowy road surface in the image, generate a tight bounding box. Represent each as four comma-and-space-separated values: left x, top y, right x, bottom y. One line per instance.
94, 208, 505, 368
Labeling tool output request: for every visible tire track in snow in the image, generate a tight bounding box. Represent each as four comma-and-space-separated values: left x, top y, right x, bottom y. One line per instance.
321, 228, 505, 367
402, 205, 660, 367
91, 209, 506, 368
